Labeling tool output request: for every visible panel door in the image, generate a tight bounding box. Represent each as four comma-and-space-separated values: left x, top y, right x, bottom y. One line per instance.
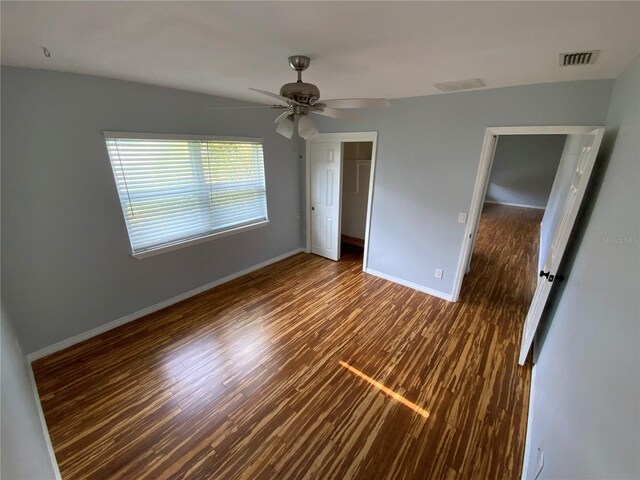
310, 142, 342, 261
519, 129, 604, 364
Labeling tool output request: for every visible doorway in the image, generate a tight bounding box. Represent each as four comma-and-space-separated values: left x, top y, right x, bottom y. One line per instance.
340, 141, 373, 259
451, 126, 604, 364
468, 133, 566, 282
306, 132, 378, 270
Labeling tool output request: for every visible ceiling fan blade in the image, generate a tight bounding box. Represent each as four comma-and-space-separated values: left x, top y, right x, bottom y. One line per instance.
249, 88, 298, 106
320, 98, 390, 109
312, 108, 360, 121
207, 105, 286, 110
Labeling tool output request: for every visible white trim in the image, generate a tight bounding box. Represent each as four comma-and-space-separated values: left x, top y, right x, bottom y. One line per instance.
305, 132, 378, 271
484, 200, 545, 210
362, 136, 378, 272
28, 364, 63, 479
337, 143, 345, 261
482, 126, 603, 136
103, 131, 263, 143
364, 268, 453, 302
305, 138, 311, 254
309, 132, 379, 143
27, 248, 305, 361
521, 364, 538, 480
132, 220, 269, 259
451, 125, 603, 303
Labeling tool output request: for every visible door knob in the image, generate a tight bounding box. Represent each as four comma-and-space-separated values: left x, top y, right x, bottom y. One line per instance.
539, 270, 554, 282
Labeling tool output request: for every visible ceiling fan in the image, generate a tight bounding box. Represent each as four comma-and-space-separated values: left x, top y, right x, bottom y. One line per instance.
210, 55, 390, 140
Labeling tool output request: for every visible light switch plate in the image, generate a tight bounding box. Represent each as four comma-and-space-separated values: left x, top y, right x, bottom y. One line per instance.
458, 212, 467, 224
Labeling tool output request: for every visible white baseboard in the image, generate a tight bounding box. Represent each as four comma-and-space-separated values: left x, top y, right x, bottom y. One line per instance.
27, 248, 306, 362
364, 268, 453, 302
28, 363, 63, 479
484, 200, 545, 210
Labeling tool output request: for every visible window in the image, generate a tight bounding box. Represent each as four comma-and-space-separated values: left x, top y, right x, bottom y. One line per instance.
104, 132, 268, 258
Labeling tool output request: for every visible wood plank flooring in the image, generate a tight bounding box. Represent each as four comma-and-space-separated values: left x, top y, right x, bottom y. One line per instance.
33, 204, 542, 479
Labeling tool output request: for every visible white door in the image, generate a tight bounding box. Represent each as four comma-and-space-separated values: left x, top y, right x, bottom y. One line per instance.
310, 141, 343, 261
519, 128, 605, 365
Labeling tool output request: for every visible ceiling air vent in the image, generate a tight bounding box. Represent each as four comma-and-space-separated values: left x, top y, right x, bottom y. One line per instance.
434, 78, 485, 92
559, 50, 600, 66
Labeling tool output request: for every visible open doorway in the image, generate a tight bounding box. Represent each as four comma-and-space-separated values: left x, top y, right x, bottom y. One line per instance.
340, 141, 373, 260
468, 134, 566, 287
463, 134, 567, 344
452, 126, 604, 365
306, 132, 378, 270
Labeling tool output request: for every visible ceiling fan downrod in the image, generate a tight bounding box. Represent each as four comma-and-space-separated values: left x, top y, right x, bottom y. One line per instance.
288, 55, 311, 83
280, 55, 320, 105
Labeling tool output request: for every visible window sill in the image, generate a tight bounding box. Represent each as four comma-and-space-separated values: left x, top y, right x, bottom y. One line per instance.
132, 220, 269, 259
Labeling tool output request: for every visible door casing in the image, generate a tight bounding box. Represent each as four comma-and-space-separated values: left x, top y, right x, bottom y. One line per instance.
451, 126, 605, 303
306, 132, 378, 270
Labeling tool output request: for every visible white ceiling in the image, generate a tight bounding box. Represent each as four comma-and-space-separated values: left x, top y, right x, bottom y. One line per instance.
1, 1, 639, 103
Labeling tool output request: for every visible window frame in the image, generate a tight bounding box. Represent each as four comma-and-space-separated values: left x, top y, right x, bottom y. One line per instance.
103, 131, 269, 259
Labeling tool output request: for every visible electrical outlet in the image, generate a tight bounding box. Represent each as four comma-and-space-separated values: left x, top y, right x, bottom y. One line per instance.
434, 268, 444, 279
458, 212, 467, 224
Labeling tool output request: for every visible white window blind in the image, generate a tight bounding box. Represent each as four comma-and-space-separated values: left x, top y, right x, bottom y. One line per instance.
104, 132, 268, 257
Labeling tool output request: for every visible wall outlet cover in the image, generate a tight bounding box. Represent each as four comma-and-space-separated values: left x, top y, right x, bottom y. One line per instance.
435, 268, 444, 279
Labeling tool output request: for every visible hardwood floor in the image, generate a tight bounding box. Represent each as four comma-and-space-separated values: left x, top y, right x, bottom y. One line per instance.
33, 204, 541, 479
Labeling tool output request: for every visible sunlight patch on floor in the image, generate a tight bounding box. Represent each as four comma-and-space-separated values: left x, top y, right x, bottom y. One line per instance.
339, 360, 430, 419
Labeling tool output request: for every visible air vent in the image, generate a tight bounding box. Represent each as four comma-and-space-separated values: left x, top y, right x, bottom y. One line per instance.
559, 50, 600, 66
434, 78, 485, 92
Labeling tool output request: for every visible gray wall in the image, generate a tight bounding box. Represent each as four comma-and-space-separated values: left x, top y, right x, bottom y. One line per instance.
1, 307, 59, 479
311, 79, 613, 295
526, 56, 640, 478
1, 67, 303, 353
0, 67, 616, 355
485, 135, 566, 208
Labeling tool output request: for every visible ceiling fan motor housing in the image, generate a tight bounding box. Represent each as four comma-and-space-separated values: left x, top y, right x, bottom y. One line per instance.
280, 82, 320, 105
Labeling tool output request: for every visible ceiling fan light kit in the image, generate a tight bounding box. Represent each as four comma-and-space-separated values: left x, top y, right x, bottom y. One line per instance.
247, 55, 391, 140
275, 114, 295, 139
297, 113, 319, 140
